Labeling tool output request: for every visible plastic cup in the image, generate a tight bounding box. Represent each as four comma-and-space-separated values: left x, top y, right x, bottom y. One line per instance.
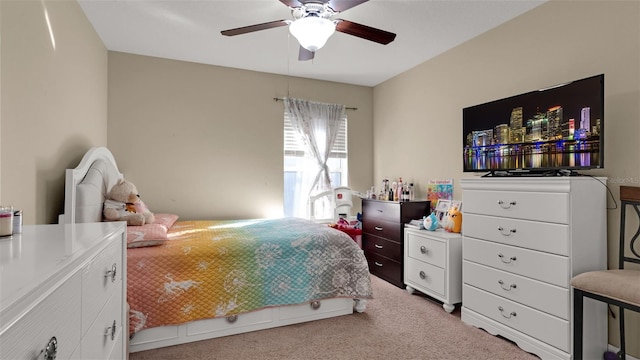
0, 206, 13, 237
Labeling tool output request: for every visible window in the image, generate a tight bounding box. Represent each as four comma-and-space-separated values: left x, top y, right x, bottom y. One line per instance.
283, 112, 348, 218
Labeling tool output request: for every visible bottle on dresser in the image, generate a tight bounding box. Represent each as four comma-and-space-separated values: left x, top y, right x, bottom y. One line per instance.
401, 183, 410, 202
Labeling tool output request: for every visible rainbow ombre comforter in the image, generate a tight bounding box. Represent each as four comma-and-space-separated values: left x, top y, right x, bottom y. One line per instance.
127, 217, 372, 334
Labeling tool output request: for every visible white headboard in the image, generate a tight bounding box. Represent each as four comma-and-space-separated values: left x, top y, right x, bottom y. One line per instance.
60, 147, 123, 224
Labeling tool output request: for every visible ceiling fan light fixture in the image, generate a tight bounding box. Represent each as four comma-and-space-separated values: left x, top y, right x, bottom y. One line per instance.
289, 16, 335, 52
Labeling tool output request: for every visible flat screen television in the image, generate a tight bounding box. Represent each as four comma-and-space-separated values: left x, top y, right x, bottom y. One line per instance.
462, 74, 604, 176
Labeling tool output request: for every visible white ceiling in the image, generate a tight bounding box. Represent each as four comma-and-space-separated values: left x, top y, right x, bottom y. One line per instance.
78, 0, 547, 87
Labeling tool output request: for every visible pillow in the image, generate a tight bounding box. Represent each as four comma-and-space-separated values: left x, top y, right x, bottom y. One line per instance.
126, 213, 179, 248
152, 213, 179, 229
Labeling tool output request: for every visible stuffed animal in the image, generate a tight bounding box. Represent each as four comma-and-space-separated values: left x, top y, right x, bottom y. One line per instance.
103, 179, 155, 226
444, 206, 462, 233
423, 212, 439, 231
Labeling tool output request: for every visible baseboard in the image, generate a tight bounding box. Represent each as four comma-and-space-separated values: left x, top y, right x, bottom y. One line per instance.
607, 344, 640, 360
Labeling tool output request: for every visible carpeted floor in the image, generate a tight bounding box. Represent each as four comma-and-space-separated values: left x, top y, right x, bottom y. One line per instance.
129, 275, 540, 359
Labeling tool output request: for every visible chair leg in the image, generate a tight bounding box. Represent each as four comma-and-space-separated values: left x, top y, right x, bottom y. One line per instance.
574, 289, 584, 360
617, 307, 625, 360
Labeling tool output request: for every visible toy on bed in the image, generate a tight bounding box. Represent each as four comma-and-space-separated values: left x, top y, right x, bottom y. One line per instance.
103, 178, 155, 226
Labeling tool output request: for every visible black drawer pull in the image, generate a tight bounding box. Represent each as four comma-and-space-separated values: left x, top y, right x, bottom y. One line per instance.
498, 280, 517, 291
374, 244, 383, 249
105, 320, 117, 340
377, 209, 383, 213
374, 261, 383, 267
498, 253, 517, 263
419, 271, 427, 280
498, 227, 517, 236
498, 306, 517, 319
41, 337, 57, 360
497, 200, 517, 209
374, 226, 383, 231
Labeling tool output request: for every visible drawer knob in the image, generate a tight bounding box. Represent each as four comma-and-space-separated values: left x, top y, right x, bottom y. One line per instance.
419, 271, 427, 280
498, 306, 517, 319
498, 280, 517, 291
310, 301, 321, 310
226, 315, 238, 323
105, 263, 117, 283
374, 261, 383, 267
497, 253, 517, 264
420, 246, 429, 254
374, 244, 383, 249
497, 200, 517, 209
40, 337, 57, 360
105, 320, 117, 341
374, 226, 383, 231
497, 227, 517, 236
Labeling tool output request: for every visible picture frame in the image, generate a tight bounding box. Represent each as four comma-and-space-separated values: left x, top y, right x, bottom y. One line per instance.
450, 200, 462, 212
435, 199, 451, 221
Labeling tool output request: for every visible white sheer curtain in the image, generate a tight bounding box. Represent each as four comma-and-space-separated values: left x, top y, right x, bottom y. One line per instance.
284, 97, 346, 218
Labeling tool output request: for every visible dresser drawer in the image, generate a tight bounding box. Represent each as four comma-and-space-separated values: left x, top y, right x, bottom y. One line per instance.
463, 237, 569, 287
363, 200, 400, 222
406, 231, 446, 268
82, 235, 123, 334
463, 284, 569, 352
464, 214, 569, 256
363, 218, 402, 242
0, 273, 82, 360
363, 234, 402, 261
463, 190, 569, 224
365, 251, 402, 286
81, 286, 123, 360
463, 260, 569, 319
406, 258, 445, 296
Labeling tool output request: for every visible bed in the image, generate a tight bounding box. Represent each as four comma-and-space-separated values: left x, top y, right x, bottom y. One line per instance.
60, 147, 371, 352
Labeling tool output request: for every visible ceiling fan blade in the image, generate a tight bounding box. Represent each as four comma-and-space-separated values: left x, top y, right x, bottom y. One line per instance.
221, 20, 290, 36
278, 0, 304, 7
298, 46, 315, 61
335, 19, 396, 45
328, 0, 368, 12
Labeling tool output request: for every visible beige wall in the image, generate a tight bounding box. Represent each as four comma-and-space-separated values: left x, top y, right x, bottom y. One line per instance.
0, 0, 108, 224
107, 52, 373, 220
2, 0, 639, 353
373, 0, 639, 354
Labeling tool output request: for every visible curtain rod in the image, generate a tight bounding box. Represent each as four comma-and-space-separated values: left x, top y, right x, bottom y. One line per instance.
273, 97, 357, 111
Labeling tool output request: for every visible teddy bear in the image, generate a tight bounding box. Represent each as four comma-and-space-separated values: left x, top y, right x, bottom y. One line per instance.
103, 178, 155, 226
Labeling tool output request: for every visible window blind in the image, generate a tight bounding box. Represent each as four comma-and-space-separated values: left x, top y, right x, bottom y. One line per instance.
284, 112, 348, 159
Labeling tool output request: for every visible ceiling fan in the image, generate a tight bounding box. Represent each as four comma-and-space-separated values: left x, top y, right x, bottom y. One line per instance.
220, 0, 396, 61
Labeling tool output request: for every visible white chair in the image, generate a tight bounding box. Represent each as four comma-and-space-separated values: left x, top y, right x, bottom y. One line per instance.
309, 187, 353, 223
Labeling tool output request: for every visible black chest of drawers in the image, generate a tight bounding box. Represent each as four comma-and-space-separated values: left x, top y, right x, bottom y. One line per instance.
362, 199, 430, 288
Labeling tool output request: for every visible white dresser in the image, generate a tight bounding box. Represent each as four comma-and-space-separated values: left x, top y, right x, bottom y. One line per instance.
0, 222, 127, 360
460, 177, 607, 360
404, 228, 462, 313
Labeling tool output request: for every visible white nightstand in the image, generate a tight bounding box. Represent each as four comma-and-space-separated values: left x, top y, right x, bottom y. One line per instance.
403, 228, 462, 313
